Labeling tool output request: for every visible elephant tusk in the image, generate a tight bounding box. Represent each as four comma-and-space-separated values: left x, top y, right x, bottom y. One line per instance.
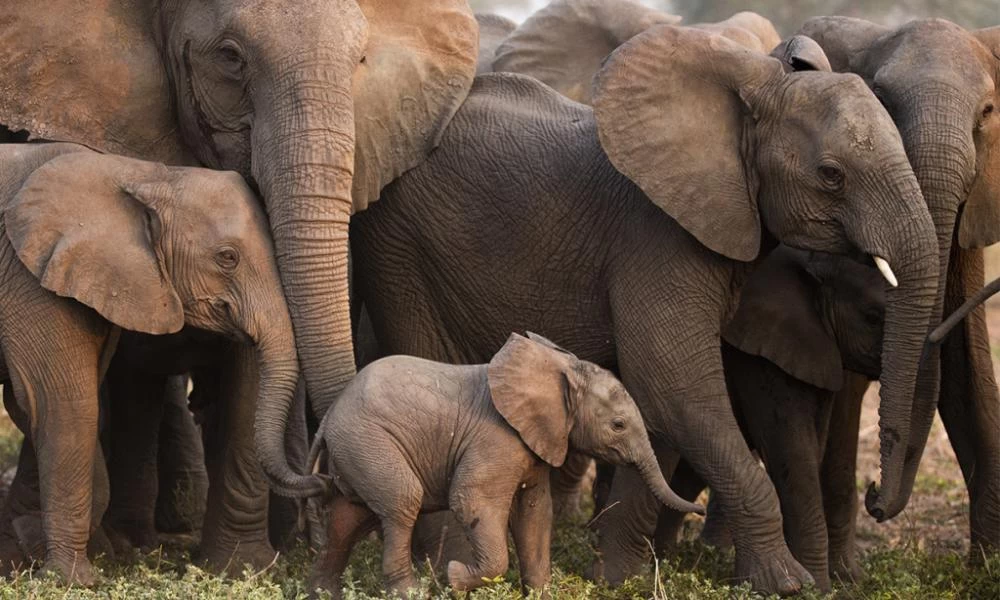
873, 256, 898, 288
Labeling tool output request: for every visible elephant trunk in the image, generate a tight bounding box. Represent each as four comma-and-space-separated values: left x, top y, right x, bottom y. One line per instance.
251, 280, 330, 498
631, 439, 705, 515
252, 50, 360, 423
850, 158, 940, 522
875, 97, 976, 518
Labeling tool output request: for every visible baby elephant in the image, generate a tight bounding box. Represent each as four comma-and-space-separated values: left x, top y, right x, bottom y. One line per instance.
0, 143, 299, 584
267, 332, 702, 598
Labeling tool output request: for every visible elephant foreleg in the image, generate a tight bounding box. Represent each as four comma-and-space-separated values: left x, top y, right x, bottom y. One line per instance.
155, 376, 208, 535
198, 343, 275, 573
0, 386, 37, 574
654, 459, 706, 556
509, 465, 553, 593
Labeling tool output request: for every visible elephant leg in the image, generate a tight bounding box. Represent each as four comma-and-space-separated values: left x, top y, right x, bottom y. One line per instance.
510, 466, 553, 593
155, 376, 209, 535
307, 494, 378, 600
411, 510, 472, 572
269, 378, 309, 551
3, 308, 109, 585
740, 369, 834, 592
198, 344, 275, 573
590, 441, 679, 582
0, 386, 35, 574
822, 372, 867, 584
654, 459, 705, 556
103, 361, 166, 551
551, 450, 593, 521
447, 504, 510, 593
939, 247, 1000, 556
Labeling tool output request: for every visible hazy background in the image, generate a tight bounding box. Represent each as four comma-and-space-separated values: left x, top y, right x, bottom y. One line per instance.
472, 0, 998, 32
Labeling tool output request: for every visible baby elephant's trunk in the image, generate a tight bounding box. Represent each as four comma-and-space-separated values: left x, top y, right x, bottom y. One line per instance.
633, 441, 705, 515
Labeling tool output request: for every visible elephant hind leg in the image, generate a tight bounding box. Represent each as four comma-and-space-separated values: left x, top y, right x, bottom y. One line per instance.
308, 494, 377, 599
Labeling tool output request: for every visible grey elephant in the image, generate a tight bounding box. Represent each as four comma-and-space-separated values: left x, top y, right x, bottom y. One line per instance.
644, 246, 886, 592
272, 333, 701, 598
796, 17, 1000, 557
0, 0, 479, 568
0, 143, 302, 584
475, 13, 518, 75
349, 23, 940, 595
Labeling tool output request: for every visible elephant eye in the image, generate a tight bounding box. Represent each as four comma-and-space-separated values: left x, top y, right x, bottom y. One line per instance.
818, 163, 845, 190
215, 247, 240, 270
215, 42, 246, 79
611, 417, 626, 432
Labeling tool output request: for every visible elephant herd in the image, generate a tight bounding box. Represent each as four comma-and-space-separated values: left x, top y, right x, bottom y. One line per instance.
0, 0, 996, 597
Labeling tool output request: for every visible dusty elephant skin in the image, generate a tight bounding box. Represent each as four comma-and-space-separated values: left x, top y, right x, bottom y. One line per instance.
799, 16, 1000, 555
0, 0, 478, 570
273, 333, 700, 599
351, 24, 940, 595
0, 143, 299, 585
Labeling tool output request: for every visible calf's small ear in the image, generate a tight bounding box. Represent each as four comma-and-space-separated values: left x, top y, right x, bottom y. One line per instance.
488, 333, 575, 466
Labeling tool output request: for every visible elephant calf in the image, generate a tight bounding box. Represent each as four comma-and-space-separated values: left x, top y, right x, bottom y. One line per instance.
0, 143, 300, 584
267, 333, 702, 598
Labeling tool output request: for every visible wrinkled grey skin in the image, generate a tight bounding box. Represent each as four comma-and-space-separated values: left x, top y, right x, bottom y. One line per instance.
798, 17, 1000, 555
0, 143, 298, 585
476, 13, 518, 75
284, 334, 699, 599
650, 246, 887, 592
349, 26, 938, 592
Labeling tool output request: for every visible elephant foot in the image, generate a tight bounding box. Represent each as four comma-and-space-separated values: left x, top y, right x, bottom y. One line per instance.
103, 516, 159, 552
830, 551, 864, 585
11, 514, 45, 562
200, 538, 277, 575
0, 533, 26, 577
446, 559, 483, 592
87, 526, 116, 562
734, 545, 813, 597
306, 571, 342, 600
698, 512, 733, 550
585, 544, 649, 586
38, 552, 96, 587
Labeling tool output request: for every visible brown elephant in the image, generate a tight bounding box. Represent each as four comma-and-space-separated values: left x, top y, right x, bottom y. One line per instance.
0, 143, 300, 584
280, 333, 701, 599
797, 17, 1000, 557
0, 0, 478, 568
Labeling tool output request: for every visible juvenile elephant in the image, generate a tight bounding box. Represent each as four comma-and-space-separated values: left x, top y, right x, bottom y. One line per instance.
276, 333, 701, 598
648, 246, 886, 591
797, 17, 1000, 556
349, 25, 939, 595
0, 143, 301, 584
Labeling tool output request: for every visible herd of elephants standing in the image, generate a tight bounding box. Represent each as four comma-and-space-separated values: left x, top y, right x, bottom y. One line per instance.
0, 0, 996, 596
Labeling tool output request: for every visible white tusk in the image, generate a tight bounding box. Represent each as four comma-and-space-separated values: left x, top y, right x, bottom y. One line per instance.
873, 256, 898, 288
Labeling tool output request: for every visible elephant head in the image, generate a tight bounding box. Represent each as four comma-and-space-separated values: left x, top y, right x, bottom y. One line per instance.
798, 17, 1000, 519
723, 246, 886, 392
491, 0, 681, 104
0, 0, 479, 421
487, 333, 704, 515
1, 146, 320, 494
591, 25, 939, 520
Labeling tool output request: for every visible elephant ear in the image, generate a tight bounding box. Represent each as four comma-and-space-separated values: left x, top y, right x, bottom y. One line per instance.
525, 331, 579, 359
958, 27, 1000, 249
592, 25, 783, 262
0, 0, 189, 164
723, 247, 844, 391
488, 333, 576, 467
4, 152, 184, 335
351, 0, 479, 212
492, 0, 680, 104
796, 17, 889, 73
694, 12, 781, 54
771, 35, 832, 72
475, 14, 518, 75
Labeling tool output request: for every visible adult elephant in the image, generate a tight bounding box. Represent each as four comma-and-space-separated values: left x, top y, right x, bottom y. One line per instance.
332, 26, 941, 594
797, 17, 1000, 556
0, 0, 478, 570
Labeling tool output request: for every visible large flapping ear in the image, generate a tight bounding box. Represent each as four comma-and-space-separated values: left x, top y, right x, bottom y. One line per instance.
488, 333, 576, 466
592, 25, 783, 262
492, 0, 680, 104
958, 27, 1000, 249
771, 35, 832, 72
525, 331, 578, 359
0, 0, 189, 164
694, 11, 781, 54
723, 247, 844, 391
796, 17, 889, 72
351, 0, 479, 212
4, 151, 184, 335
475, 13, 518, 75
